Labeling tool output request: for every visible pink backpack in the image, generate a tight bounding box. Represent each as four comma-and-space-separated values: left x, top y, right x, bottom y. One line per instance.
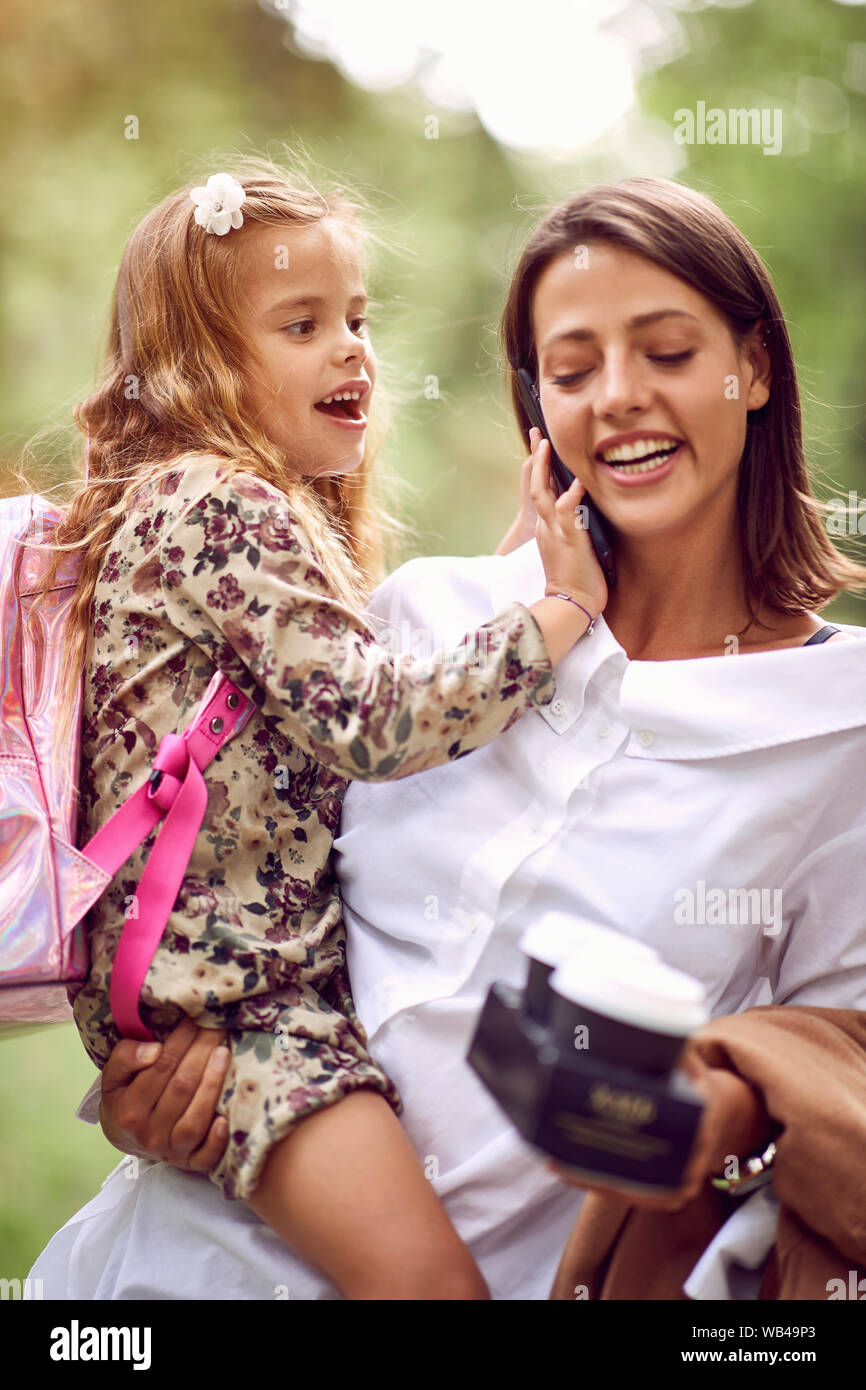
0, 493, 254, 1039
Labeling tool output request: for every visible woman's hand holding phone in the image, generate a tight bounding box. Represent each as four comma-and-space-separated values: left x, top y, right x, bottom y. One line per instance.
526, 428, 610, 665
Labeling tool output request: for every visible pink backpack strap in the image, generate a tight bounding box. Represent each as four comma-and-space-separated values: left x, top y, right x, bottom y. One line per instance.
81, 670, 255, 1041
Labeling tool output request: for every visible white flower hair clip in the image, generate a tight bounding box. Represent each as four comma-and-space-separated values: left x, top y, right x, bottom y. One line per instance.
189, 173, 247, 236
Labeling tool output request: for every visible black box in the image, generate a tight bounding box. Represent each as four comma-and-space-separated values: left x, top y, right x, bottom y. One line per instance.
467, 981, 706, 1195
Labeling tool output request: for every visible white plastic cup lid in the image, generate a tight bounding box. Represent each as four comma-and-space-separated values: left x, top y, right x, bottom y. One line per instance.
549, 952, 709, 1037
519, 915, 659, 970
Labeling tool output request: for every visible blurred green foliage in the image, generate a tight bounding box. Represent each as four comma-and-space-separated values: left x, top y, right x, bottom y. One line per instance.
1, 0, 864, 1277
1, 1025, 119, 1278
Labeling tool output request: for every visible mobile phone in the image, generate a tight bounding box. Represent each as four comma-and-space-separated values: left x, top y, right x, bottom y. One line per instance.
516, 367, 616, 590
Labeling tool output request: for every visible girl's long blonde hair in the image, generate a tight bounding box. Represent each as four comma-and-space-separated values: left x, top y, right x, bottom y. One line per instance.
14, 152, 402, 727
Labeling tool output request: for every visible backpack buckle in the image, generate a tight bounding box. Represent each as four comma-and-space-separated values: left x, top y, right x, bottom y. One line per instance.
146, 733, 189, 809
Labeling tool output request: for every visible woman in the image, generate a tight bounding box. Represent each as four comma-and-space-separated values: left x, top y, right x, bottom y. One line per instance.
31, 176, 866, 1300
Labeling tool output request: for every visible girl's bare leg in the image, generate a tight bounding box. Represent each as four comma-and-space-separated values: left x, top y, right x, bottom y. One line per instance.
244, 1088, 490, 1300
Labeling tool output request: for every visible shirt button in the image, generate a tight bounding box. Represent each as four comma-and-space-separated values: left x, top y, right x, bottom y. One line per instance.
550, 698, 567, 717
377, 976, 400, 1006
637, 729, 655, 748
598, 722, 612, 739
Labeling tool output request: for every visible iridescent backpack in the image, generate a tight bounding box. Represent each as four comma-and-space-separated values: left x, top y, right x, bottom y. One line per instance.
0, 493, 253, 1038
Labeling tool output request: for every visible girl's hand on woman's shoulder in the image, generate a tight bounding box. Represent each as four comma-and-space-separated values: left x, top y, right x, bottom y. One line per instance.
99, 1017, 231, 1174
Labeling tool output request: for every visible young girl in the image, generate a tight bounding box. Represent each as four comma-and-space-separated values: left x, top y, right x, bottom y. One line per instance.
28, 156, 607, 1299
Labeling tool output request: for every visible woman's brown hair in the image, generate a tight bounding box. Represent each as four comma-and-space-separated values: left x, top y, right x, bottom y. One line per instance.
500, 176, 866, 626
13, 151, 402, 733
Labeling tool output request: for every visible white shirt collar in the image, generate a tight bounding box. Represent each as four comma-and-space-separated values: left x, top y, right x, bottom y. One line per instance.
488, 539, 866, 759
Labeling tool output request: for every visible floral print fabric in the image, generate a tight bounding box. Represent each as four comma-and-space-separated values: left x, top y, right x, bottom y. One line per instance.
71, 458, 555, 1200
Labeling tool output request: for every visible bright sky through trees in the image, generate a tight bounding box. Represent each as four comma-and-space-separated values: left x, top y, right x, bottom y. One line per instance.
278, 0, 673, 153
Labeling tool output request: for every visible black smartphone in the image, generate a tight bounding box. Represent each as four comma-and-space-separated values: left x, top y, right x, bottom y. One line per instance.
516, 367, 616, 590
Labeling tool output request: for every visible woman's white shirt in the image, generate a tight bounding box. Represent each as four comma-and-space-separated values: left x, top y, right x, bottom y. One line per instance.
336, 542, 866, 1298
56, 539, 866, 1301
342, 540, 866, 1028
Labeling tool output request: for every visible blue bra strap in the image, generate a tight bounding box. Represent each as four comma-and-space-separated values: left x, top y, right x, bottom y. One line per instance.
802, 624, 841, 645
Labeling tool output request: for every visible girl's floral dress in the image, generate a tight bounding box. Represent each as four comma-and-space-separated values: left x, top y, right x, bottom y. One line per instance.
70, 458, 555, 1200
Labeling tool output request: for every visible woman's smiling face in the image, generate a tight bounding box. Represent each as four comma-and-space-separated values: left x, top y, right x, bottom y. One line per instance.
531, 242, 770, 541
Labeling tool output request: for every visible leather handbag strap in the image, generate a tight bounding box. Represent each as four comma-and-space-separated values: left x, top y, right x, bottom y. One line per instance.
81, 670, 255, 1040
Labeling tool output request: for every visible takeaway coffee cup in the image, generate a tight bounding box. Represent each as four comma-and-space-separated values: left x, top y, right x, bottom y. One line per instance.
467, 925, 710, 1192
519, 915, 660, 1024
548, 951, 710, 1076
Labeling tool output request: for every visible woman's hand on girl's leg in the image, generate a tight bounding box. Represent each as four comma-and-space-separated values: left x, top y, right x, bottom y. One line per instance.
99, 1017, 231, 1173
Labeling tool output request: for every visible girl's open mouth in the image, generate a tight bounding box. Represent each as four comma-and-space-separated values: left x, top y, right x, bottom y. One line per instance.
314, 395, 367, 432
598, 441, 683, 486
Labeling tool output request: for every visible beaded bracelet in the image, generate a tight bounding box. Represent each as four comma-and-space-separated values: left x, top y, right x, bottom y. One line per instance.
548, 593, 596, 635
